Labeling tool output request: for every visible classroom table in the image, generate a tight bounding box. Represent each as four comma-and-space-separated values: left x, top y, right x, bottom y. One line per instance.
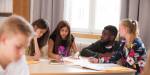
28, 57, 136, 75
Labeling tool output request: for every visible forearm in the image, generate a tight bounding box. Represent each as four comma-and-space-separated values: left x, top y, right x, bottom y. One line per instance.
48, 52, 59, 59
80, 48, 99, 58
34, 38, 41, 57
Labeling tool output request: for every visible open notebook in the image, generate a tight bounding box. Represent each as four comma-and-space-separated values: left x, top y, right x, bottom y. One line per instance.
63, 57, 120, 71
80, 63, 120, 71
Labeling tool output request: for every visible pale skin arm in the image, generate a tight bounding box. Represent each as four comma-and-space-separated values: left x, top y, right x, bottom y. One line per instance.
48, 39, 61, 61
71, 40, 78, 52
70, 40, 80, 58
33, 37, 41, 60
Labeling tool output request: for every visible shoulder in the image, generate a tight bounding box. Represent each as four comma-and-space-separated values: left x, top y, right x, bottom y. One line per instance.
132, 37, 146, 54
48, 39, 54, 45
49, 34, 56, 42
93, 40, 102, 45
133, 37, 145, 48
49, 32, 57, 41
71, 34, 75, 42
114, 41, 121, 45
5, 55, 29, 75
113, 41, 122, 47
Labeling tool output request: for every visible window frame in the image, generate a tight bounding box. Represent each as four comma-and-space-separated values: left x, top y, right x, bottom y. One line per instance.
64, 0, 121, 34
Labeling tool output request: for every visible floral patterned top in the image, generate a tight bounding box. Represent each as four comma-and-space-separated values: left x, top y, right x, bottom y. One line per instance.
99, 37, 147, 74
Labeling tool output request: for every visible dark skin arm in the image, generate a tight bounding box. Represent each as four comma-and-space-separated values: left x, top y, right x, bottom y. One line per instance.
80, 40, 102, 58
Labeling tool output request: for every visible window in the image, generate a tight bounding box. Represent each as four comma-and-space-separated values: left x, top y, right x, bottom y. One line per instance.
64, 0, 90, 30
64, 0, 121, 34
0, 0, 13, 20
0, 0, 13, 13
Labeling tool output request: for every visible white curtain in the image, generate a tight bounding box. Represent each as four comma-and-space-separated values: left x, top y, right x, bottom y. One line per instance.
30, 0, 64, 33
120, 0, 150, 49
138, 0, 150, 50
120, 0, 140, 20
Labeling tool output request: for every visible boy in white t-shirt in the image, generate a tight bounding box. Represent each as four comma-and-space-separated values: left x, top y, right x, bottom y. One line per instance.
5, 55, 29, 75
0, 15, 34, 75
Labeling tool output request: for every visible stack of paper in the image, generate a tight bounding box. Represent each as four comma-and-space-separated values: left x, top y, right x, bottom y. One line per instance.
63, 57, 120, 71
80, 63, 120, 71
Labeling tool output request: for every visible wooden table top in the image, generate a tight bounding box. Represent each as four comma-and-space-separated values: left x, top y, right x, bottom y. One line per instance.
27, 57, 136, 75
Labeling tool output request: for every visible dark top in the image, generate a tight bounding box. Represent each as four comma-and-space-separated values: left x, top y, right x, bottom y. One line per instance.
80, 40, 120, 58
49, 34, 74, 57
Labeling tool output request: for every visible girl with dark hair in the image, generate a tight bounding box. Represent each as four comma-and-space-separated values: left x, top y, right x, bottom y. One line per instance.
48, 20, 77, 62
27, 19, 50, 60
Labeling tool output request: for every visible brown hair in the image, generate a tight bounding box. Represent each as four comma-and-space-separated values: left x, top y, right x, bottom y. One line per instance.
0, 15, 34, 37
28, 19, 50, 56
49, 20, 74, 55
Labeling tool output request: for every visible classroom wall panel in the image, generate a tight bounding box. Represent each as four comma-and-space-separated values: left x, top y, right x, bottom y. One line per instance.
13, 0, 30, 21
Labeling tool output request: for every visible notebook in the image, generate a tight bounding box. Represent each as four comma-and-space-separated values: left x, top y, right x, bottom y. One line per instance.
63, 57, 120, 71
80, 63, 120, 71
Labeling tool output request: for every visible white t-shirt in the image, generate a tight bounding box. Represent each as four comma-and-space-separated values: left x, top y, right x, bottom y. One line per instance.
4, 55, 29, 75
0, 67, 4, 75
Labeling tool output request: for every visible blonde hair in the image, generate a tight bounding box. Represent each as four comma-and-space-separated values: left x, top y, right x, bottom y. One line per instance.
0, 15, 34, 37
121, 19, 139, 36
120, 19, 139, 43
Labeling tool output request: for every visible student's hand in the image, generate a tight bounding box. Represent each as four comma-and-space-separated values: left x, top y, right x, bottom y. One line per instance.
54, 55, 62, 62
34, 34, 38, 39
89, 57, 99, 63
33, 55, 40, 61
34, 31, 41, 38
72, 51, 80, 59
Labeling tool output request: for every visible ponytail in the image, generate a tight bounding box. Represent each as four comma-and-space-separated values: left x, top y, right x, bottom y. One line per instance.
131, 20, 139, 35
121, 19, 139, 36
120, 19, 139, 43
